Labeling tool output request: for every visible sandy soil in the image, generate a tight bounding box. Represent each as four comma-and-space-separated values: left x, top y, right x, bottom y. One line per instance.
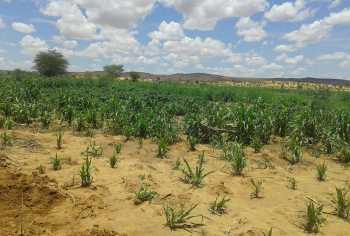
0, 127, 350, 236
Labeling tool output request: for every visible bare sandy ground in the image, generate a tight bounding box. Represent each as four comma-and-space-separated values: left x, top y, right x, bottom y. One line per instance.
1, 127, 349, 236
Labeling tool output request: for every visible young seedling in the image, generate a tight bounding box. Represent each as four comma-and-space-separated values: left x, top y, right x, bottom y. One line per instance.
187, 135, 198, 151
250, 179, 263, 199
333, 187, 350, 220
37, 164, 46, 174
56, 129, 64, 149
339, 148, 350, 164
163, 204, 202, 230
173, 158, 182, 170
209, 196, 230, 215
263, 228, 273, 236
134, 184, 157, 205
316, 162, 327, 181
287, 177, 297, 190
181, 154, 213, 187
82, 140, 103, 157
251, 135, 263, 153
228, 143, 246, 176
157, 137, 169, 159
109, 153, 119, 168
80, 155, 93, 187
0, 131, 12, 147
114, 143, 122, 154
51, 153, 62, 171
305, 201, 324, 233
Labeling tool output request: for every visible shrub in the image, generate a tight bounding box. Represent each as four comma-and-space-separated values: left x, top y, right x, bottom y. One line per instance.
209, 196, 230, 215
129, 71, 140, 82
103, 64, 124, 77
34, 50, 68, 77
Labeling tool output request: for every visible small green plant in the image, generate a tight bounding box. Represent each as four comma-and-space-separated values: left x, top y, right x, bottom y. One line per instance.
134, 184, 157, 205
80, 156, 93, 187
4, 118, 13, 130
282, 140, 303, 165
227, 143, 246, 176
250, 179, 263, 199
339, 147, 350, 164
114, 143, 122, 154
316, 162, 327, 181
187, 135, 198, 151
51, 153, 61, 171
287, 177, 297, 190
109, 153, 119, 168
56, 129, 64, 149
37, 164, 46, 174
138, 137, 143, 149
181, 154, 213, 187
263, 228, 273, 236
0, 131, 12, 147
333, 187, 350, 220
251, 135, 263, 153
173, 158, 182, 170
157, 137, 169, 159
163, 204, 202, 230
82, 140, 103, 157
208, 196, 230, 215
305, 201, 324, 233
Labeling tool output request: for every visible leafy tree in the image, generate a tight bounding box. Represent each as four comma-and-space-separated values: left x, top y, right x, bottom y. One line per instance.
103, 64, 124, 77
34, 50, 68, 77
129, 71, 140, 82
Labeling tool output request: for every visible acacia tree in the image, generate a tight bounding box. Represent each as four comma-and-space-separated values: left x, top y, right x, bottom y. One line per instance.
103, 64, 124, 77
34, 50, 68, 77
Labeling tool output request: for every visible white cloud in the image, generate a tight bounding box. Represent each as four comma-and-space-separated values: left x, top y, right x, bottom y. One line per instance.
149, 21, 184, 43
284, 55, 304, 64
0, 17, 5, 29
284, 8, 350, 47
265, 0, 312, 22
235, 17, 267, 42
162, 0, 268, 30
20, 35, 48, 55
42, 1, 97, 40
317, 52, 349, 61
274, 44, 296, 53
329, 0, 342, 9
12, 22, 36, 34
52, 35, 78, 49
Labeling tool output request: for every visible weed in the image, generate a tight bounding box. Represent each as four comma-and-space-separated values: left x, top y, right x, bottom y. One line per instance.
339, 147, 350, 164
80, 156, 93, 187
0, 131, 12, 147
251, 135, 263, 153
114, 143, 122, 154
187, 135, 198, 151
163, 204, 202, 230
287, 177, 297, 190
333, 187, 350, 220
305, 201, 324, 233
4, 118, 13, 130
134, 184, 157, 205
227, 143, 246, 176
82, 140, 103, 157
316, 162, 327, 181
37, 165, 46, 174
109, 153, 119, 168
250, 179, 263, 199
56, 129, 64, 149
181, 154, 213, 187
173, 158, 182, 170
51, 153, 61, 171
157, 137, 169, 159
209, 196, 230, 215
263, 228, 273, 236
282, 140, 303, 165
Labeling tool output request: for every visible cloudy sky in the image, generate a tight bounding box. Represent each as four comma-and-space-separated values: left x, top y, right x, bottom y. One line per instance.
0, 0, 349, 79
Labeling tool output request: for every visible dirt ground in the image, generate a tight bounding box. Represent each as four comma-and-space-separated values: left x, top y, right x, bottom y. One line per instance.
1, 127, 350, 236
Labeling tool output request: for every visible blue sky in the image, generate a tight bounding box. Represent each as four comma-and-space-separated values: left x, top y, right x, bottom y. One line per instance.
0, 0, 350, 79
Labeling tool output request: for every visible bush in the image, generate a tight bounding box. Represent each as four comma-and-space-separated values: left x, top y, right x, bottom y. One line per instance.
129, 71, 140, 82
34, 50, 68, 77
103, 64, 124, 77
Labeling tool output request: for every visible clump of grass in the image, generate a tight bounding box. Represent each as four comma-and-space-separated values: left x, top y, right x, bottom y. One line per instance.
339, 148, 350, 164
163, 204, 202, 230
51, 153, 61, 171
56, 129, 64, 150
114, 143, 122, 154
134, 184, 157, 205
109, 153, 119, 168
4, 118, 13, 130
250, 179, 263, 199
305, 201, 324, 233
181, 154, 213, 187
209, 196, 230, 215
263, 228, 273, 236
251, 135, 263, 153
0, 131, 12, 147
37, 165, 46, 174
157, 137, 169, 159
80, 156, 93, 187
227, 142, 246, 176
316, 162, 327, 181
333, 187, 350, 220
82, 140, 103, 157
287, 177, 297, 190
282, 140, 303, 165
